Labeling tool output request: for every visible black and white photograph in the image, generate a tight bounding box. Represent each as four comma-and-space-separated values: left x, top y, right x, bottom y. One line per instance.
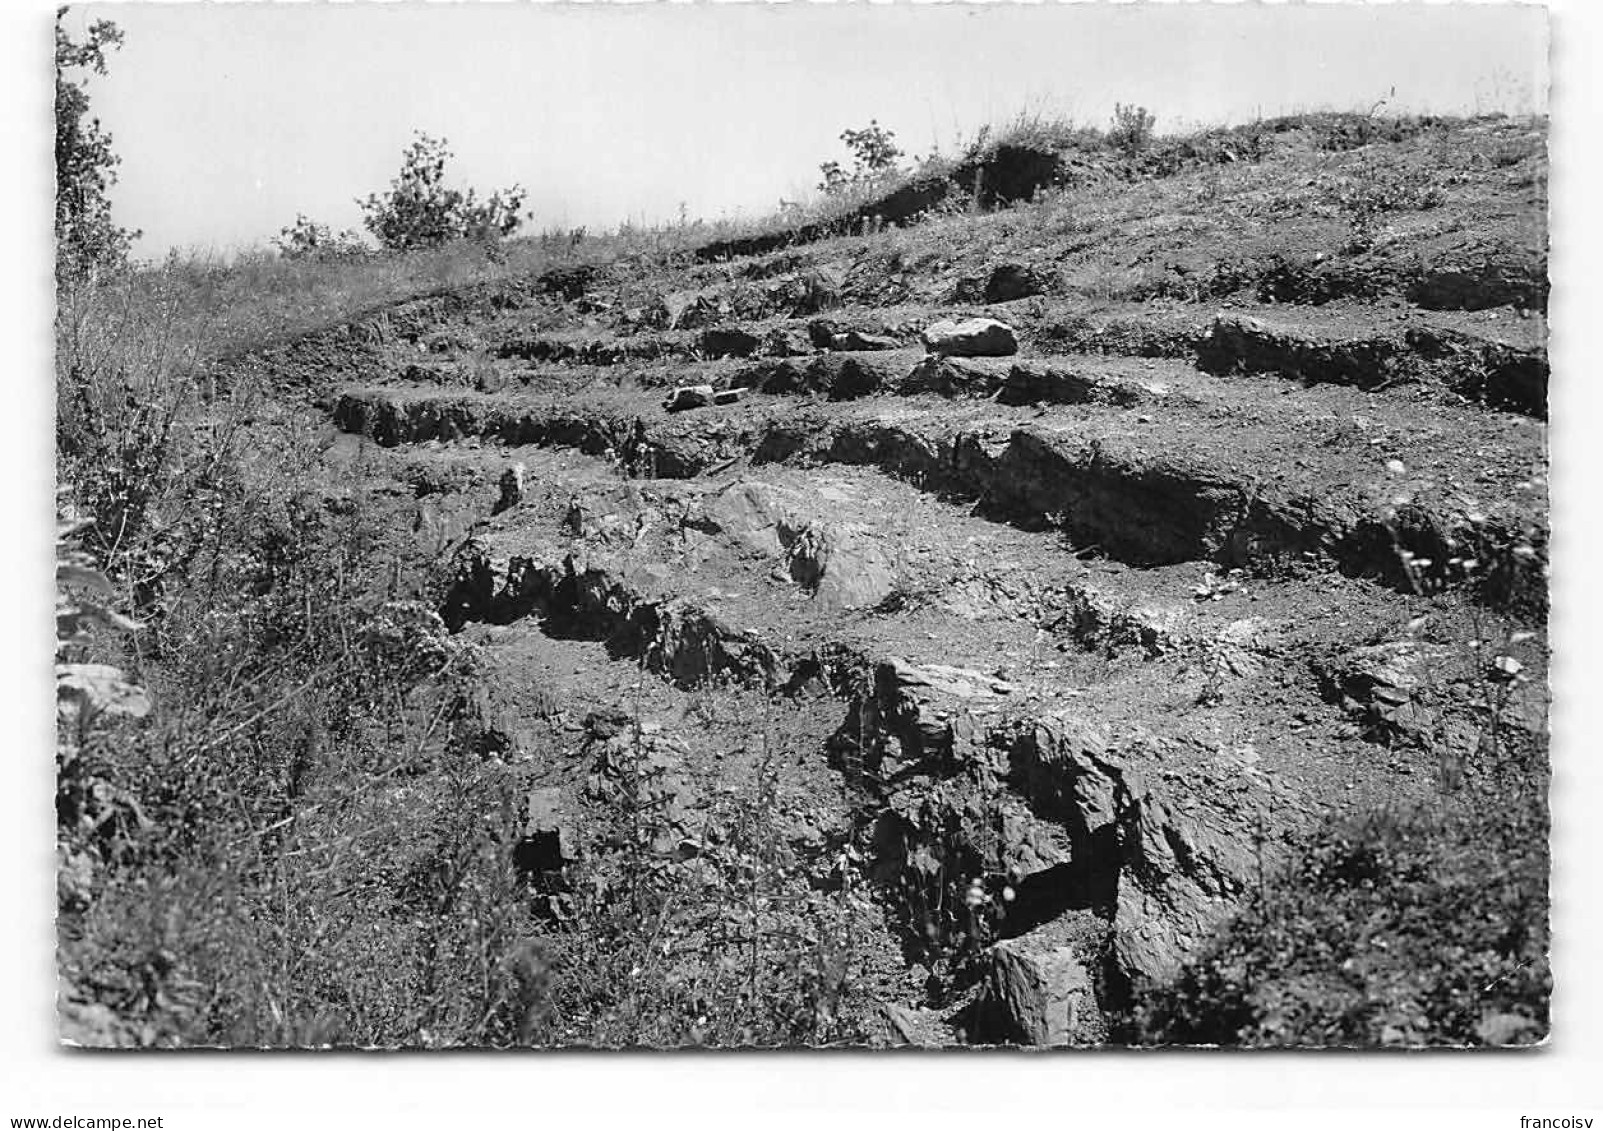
13, 0, 1602, 1122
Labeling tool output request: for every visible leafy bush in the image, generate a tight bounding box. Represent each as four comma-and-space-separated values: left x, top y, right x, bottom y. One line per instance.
358, 133, 527, 252
273, 214, 368, 262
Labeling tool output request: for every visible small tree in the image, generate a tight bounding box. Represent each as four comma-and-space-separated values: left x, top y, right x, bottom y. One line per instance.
817, 120, 905, 196
1108, 103, 1156, 159
56, 13, 140, 284
358, 133, 527, 252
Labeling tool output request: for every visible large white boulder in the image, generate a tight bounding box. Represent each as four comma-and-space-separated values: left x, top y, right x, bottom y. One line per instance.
920, 317, 1018, 358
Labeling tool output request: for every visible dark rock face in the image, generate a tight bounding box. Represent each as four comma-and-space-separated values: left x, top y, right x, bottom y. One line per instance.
997, 361, 1143, 406
732, 352, 916, 400
804, 315, 906, 353
1197, 315, 1412, 390
537, 264, 599, 302
983, 263, 1052, 304
807, 319, 842, 350
691, 178, 953, 264
336, 385, 1543, 615
1402, 244, 1549, 313
1007, 720, 1262, 989
803, 318, 906, 354
952, 144, 1065, 209
902, 355, 1009, 397
699, 326, 761, 360
1404, 326, 1548, 417
784, 523, 896, 613
494, 332, 697, 366
761, 327, 813, 358
1194, 242, 1548, 314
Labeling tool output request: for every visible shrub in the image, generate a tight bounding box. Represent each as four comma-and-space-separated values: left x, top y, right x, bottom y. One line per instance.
971, 111, 1101, 158
1122, 771, 1549, 1047
520, 724, 878, 1047
1319, 158, 1445, 250
273, 214, 368, 262
1108, 102, 1156, 158
55, 258, 882, 1045
358, 133, 528, 252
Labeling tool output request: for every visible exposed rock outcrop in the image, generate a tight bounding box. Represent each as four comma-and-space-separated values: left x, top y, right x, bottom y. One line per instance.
971, 913, 1107, 1046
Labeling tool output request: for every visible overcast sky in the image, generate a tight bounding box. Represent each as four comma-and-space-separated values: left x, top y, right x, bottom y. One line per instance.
65, 3, 1548, 259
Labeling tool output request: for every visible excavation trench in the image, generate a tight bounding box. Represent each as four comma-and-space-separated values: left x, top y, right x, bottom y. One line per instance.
1196, 315, 1547, 418
754, 417, 1546, 616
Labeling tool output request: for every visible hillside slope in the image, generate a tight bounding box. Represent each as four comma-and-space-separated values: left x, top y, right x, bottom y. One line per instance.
75, 113, 1549, 1048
